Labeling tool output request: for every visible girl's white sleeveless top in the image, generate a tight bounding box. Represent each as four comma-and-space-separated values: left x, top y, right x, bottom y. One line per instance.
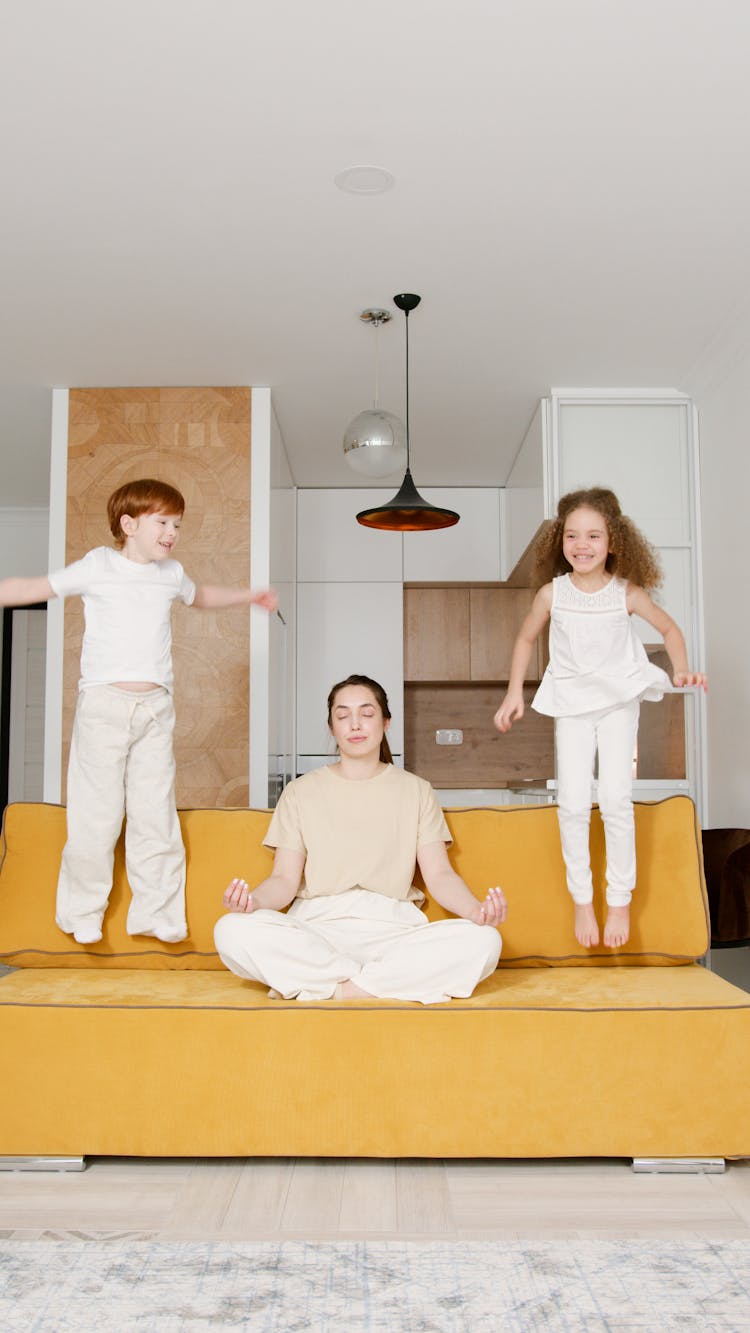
532, 574, 671, 718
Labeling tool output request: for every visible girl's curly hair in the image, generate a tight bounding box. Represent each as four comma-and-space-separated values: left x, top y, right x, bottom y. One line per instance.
532, 487, 662, 590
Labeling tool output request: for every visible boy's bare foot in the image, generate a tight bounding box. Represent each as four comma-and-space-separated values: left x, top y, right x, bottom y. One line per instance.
604, 906, 630, 948
574, 903, 600, 948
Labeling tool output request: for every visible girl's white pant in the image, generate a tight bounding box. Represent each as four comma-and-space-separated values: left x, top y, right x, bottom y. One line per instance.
555, 699, 640, 908
214, 888, 502, 1004
55, 685, 187, 944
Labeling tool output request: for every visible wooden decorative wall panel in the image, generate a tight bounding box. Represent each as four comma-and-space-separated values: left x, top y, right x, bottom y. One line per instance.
62, 387, 252, 807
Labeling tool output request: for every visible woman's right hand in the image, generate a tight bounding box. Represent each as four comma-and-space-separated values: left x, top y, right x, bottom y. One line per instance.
493, 692, 524, 733
223, 878, 256, 913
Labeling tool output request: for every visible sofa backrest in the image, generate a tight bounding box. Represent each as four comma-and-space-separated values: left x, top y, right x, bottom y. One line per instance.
0, 796, 709, 970
438, 797, 709, 965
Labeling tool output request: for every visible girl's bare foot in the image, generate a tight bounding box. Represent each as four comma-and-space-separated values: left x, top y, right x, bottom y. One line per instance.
574, 903, 600, 948
604, 905, 630, 948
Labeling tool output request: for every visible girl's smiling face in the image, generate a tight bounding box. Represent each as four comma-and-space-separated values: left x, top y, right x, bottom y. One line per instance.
562, 506, 611, 580
329, 685, 388, 761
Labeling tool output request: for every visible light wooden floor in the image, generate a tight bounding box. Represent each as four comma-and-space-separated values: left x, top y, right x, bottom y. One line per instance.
1, 1157, 749, 1242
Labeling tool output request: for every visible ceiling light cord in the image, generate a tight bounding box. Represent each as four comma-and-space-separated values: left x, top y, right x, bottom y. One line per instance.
404, 310, 411, 471
373, 319, 380, 410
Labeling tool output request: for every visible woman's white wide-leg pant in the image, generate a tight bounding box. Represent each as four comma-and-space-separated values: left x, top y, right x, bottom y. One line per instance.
214, 888, 501, 1004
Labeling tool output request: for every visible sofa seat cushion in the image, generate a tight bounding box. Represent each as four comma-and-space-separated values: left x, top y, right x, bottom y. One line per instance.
0, 962, 743, 1013
1, 965, 748, 1160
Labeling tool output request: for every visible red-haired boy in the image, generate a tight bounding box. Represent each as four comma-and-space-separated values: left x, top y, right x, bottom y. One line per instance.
0, 478, 277, 944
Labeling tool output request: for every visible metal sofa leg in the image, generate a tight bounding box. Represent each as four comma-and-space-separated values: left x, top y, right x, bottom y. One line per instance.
632, 1157, 725, 1173
0, 1156, 87, 1172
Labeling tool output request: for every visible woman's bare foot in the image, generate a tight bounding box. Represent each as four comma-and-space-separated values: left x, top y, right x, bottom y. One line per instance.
604, 905, 630, 948
574, 903, 600, 948
337, 978, 374, 999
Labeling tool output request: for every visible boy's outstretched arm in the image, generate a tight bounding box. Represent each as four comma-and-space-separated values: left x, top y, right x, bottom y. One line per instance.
192, 586, 278, 612
493, 584, 552, 732
0, 576, 55, 608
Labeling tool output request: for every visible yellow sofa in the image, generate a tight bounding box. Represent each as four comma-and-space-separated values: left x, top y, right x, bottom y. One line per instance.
0, 797, 748, 1164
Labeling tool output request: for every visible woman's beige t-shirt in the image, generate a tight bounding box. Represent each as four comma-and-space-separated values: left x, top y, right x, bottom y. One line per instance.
263, 764, 451, 903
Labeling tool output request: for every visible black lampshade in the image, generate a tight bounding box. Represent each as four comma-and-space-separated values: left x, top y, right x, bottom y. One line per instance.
356, 468, 459, 531
356, 293, 460, 532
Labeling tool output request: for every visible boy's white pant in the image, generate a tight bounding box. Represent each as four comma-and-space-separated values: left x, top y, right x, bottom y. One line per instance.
214, 888, 502, 1004
55, 685, 187, 943
555, 699, 640, 908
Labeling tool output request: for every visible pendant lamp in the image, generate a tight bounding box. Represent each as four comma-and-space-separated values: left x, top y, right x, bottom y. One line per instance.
356, 294, 460, 531
343, 309, 407, 478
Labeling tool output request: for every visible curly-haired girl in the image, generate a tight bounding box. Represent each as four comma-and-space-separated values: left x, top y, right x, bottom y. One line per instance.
493, 487, 706, 950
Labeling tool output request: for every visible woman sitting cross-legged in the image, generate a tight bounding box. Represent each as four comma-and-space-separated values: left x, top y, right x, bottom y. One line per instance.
214, 674, 506, 1004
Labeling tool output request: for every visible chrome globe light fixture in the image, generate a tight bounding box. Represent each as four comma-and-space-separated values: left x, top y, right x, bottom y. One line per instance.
356, 294, 460, 532
343, 309, 407, 479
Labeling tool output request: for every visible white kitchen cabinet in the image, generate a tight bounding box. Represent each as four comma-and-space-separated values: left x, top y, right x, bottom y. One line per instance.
403, 488, 502, 581
296, 582, 404, 756
557, 401, 691, 546
631, 548, 691, 647
297, 489, 403, 582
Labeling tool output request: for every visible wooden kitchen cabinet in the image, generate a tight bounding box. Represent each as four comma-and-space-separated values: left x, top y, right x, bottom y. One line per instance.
469, 587, 541, 681
403, 587, 471, 681
404, 584, 543, 683
403, 583, 553, 787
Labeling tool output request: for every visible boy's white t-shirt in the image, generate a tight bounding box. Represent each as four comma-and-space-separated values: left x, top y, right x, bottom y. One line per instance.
48, 546, 196, 692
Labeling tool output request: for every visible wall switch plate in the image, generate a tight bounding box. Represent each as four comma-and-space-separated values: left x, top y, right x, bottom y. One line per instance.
435, 729, 463, 745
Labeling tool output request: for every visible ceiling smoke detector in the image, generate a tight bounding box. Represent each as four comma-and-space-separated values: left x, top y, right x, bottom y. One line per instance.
334, 165, 395, 195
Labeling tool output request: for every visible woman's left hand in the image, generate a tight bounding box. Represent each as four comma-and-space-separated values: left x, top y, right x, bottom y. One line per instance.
470, 887, 507, 927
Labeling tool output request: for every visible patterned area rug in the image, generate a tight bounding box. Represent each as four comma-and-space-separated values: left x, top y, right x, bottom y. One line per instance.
1, 1239, 749, 1331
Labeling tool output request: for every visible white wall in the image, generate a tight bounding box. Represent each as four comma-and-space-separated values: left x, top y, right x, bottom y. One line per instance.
268, 401, 296, 801
0, 509, 50, 574
43, 388, 69, 801
0, 510, 50, 804
8, 608, 46, 801
249, 388, 273, 808
689, 349, 750, 828
503, 401, 546, 576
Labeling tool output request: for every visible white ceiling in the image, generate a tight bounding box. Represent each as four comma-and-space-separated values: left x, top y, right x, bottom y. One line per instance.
2, 0, 750, 506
